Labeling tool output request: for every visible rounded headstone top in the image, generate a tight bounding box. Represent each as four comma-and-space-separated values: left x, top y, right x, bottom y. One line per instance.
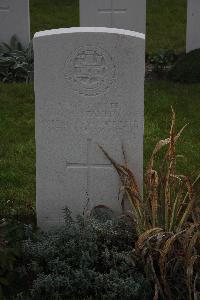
34, 27, 145, 40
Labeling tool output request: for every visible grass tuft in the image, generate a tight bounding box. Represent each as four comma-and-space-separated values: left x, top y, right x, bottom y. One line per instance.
100, 109, 200, 299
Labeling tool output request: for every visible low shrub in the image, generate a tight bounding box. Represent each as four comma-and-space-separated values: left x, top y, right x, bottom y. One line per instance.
0, 216, 31, 299
168, 49, 200, 83
147, 49, 177, 74
16, 210, 151, 300
0, 36, 33, 83
0, 243, 18, 298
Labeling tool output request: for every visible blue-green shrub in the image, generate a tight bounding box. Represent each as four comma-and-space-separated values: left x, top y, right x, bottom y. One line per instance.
19, 209, 151, 299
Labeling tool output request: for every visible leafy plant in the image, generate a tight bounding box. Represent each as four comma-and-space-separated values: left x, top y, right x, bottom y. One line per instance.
0, 35, 33, 83
99, 109, 200, 299
147, 49, 177, 74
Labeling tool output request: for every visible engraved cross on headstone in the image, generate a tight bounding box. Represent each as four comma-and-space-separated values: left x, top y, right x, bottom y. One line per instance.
66, 138, 113, 201
98, 0, 127, 26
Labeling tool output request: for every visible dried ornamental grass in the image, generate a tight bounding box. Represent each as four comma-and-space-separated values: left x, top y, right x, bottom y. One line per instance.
100, 108, 200, 300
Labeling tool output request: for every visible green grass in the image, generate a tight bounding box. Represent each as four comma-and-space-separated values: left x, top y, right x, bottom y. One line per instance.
0, 82, 199, 215
0, 84, 35, 215
0, 1, 199, 215
146, 0, 187, 53
30, 0, 187, 53
30, 0, 79, 37
144, 81, 200, 177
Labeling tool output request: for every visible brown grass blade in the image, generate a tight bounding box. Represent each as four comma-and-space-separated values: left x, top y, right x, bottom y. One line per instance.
148, 170, 159, 227
187, 255, 200, 300
148, 256, 166, 300
159, 230, 185, 279
136, 228, 164, 251
177, 177, 194, 230
153, 284, 159, 300
169, 176, 186, 231
194, 273, 200, 300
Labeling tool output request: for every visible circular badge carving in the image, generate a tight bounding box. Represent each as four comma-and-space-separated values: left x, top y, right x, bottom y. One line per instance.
65, 46, 116, 96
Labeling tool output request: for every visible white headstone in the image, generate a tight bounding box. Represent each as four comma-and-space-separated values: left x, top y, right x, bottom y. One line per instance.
0, 0, 30, 47
186, 0, 200, 53
34, 27, 145, 230
80, 0, 146, 33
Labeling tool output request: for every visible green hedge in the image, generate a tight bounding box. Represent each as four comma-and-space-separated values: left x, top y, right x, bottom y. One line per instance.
168, 49, 200, 83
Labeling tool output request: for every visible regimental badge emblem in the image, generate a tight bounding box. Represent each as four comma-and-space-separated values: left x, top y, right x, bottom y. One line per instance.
65, 46, 116, 96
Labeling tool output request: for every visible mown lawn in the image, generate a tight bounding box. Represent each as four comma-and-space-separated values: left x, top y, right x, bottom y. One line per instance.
144, 81, 200, 176
0, 84, 35, 215
146, 0, 187, 53
30, 0, 79, 37
30, 0, 187, 53
0, 0, 199, 216
0, 81, 199, 215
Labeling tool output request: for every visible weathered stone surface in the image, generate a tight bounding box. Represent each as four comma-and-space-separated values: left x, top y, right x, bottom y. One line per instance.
80, 0, 146, 33
34, 27, 145, 230
186, 0, 200, 52
0, 0, 30, 47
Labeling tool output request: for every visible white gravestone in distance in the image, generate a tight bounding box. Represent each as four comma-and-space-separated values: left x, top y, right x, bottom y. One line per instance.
0, 0, 30, 47
186, 0, 200, 52
34, 27, 145, 230
80, 0, 146, 33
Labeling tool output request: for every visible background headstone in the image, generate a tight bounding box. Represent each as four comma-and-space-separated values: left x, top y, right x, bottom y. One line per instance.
0, 0, 30, 47
186, 0, 200, 53
80, 0, 146, 33
34, 28, 145, 230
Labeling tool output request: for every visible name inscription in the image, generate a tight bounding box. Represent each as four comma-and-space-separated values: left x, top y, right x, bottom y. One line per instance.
41, 100, 138, 134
